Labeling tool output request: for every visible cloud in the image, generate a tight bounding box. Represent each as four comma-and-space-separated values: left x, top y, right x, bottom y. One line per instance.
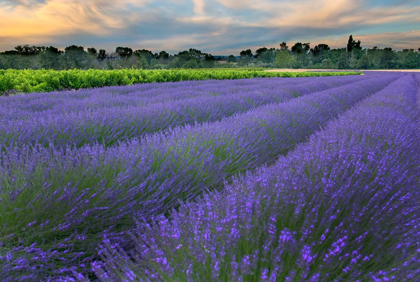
1, 1, 135, 39
192, 0, 205, 14
0, 0, 419, 54
1, 0, 46, 8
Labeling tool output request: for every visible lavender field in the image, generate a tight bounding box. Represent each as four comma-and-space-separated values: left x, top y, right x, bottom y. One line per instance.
1, 73, 419, 281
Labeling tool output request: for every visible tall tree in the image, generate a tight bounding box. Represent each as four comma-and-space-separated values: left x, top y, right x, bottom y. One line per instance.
115, 47, 133, 58
14, 45, 23, 54
279, 42, 288, 50
347, 35, 361, 53
15, 45, 39, 55
347, 35, 354, 53
158, 51, 169, 59
188, 48, 205, 60
380, 47, 397, 69
356, 54, 371, 69
46, 46, 61, 54
400, 50, 418, 68
353, 40, 362, 52
65, 45, 85, 53
227, 55, 237, 63
239, 49, 253, 66
87, 47, 97, 56
337, 52, 349, 69
291, 43, 304, 55
134, 49, 155, 64
255, 47, 268, 58
203, 54, 215, 67
261, 48, 276, 63
275, 50, 292, 68
97, 49, 107, 61
302, 43, 311, 53
64, 45, 90, 69
239, 49, 253, 58
310, 44, 330, 65
39, 46, 62, 69
311, 44, 330, 57
291, 42, 308, 66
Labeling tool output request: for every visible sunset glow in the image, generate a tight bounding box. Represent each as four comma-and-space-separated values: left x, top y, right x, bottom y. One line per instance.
1, 0, 419, 54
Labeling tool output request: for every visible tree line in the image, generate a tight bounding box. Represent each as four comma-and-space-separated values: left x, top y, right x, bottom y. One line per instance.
1, 35, 419, 70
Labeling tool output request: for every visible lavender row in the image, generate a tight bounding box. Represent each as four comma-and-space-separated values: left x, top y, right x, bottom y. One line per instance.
0, 76, 376, 149
0, 79, 281, 119
2, 77, 360, 117
415, 73, 420, 86
0, 74, 371, 114
0, 74, 398, 280
93, 74, 420, 281
0, 75, 372, 121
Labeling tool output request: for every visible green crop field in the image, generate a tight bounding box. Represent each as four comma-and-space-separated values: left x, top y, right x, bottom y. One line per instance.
0, 68, 361, 95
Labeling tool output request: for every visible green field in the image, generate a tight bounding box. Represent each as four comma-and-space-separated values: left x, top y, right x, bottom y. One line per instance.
0, 68, 362, 95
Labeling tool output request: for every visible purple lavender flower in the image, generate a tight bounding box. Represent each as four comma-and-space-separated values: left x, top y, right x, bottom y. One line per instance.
0, 75, 372, 149
0, 72, 413, 280
91, 73, 419, 281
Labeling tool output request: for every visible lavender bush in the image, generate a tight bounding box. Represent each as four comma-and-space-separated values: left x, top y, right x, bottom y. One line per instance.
0, 76, 373, 149
93, 74, 420, 281
0, 75, 370, 120
0, 74, 398, 280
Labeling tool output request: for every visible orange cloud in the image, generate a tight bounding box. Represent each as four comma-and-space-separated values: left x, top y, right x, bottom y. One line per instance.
0, 0, 418, 53
0, 0, 150, 40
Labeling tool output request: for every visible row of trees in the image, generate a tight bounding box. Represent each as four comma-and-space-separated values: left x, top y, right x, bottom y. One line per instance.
0, 45, 217, 70
241, 36, 420, 69
1, 36, 419, 70
0, 45, 215, 70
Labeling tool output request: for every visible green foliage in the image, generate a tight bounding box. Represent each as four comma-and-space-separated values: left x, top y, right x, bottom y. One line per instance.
337, 53, 349, 69
0, 74, 16, 93
380, 48, 398, 69
0, 68, 362, 95
291, 56, 303, 68
398, 50, 419, 69
275, 50, 292, 68
349, 56, 358, 69
357, 54, 371, 69
182, 59, 200, 69
227, 55, 237, 63
2, 38, 420, 72
321, 59, 336, 69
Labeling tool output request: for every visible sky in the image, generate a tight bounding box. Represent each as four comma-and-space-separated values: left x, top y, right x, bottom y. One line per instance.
0, 0, 419, 55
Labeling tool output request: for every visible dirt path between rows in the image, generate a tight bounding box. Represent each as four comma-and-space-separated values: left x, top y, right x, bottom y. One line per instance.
265, 69, 420, 73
